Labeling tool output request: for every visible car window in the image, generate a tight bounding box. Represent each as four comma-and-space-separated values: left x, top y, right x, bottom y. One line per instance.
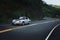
20, 17, 26, 20
26, 17, 28, 19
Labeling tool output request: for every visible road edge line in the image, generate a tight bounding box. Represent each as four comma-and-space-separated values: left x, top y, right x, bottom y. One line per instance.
45, 24, 60, 40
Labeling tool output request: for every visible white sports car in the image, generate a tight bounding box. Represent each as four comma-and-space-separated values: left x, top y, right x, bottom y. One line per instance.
12, 16, 31, 25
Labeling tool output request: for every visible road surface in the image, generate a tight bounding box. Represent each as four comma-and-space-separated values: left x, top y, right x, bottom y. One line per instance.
48, 25, 60, 40
0, 18, 60, 40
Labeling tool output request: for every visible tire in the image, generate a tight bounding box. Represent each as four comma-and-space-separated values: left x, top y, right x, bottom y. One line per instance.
22, 21, 25, 25
28, 21, 31, 24
12, 23, 15, 25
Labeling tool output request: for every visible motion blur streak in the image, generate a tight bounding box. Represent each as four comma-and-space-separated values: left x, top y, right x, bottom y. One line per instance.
0, 19, 59, 33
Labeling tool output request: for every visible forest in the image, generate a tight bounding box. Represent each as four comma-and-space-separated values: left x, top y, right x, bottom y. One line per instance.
0, 0, 60, 24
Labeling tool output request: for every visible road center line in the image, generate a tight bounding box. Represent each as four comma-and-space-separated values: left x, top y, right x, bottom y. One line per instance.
0, 20, 59, 33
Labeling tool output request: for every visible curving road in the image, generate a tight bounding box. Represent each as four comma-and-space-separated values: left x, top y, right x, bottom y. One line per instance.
0, 18, 60, 40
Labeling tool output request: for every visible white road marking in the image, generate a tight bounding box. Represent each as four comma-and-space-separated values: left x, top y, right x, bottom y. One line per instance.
45, 24, 60, 40
0, 19, 59, 33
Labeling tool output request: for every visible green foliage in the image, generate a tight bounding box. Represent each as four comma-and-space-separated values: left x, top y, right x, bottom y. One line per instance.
0, 0, 44, 24
42, 2, 60, 18
1, 0, 60, 24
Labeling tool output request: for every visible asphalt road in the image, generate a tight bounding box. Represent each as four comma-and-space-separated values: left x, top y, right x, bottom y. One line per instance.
0, 18, 60, 40
48, 25, 60, 40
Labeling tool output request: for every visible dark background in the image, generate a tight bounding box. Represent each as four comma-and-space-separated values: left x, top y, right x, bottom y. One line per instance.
0, 0, 60, 24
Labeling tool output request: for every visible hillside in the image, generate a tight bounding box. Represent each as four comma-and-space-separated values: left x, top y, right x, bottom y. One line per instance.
51, 5, 60, 9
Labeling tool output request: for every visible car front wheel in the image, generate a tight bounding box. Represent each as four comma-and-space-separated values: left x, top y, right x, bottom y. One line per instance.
22, 21, 25, 25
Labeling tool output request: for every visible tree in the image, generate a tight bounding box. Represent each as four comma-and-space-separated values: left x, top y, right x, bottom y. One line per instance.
0, 0, 44, 24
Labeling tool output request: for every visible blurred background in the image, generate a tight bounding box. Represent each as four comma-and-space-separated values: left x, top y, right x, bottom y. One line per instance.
0, 0, 60, 24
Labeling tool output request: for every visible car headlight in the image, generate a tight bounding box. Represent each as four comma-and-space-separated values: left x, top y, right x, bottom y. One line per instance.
12, 20, 16, 22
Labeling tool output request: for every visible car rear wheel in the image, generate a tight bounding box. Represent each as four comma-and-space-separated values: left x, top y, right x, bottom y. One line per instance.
22, 21, 25, 25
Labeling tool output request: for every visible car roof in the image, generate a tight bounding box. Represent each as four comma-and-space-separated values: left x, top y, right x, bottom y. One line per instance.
19, 16, 27, 19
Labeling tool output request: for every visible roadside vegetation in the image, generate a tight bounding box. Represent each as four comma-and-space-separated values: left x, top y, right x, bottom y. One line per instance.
0, 0, 60, 24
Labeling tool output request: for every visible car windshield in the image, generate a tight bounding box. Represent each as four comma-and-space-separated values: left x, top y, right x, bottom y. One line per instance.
19, 17, 27, 20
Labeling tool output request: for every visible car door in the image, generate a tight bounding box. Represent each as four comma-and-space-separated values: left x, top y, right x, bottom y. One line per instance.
24, 17, 29, 23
